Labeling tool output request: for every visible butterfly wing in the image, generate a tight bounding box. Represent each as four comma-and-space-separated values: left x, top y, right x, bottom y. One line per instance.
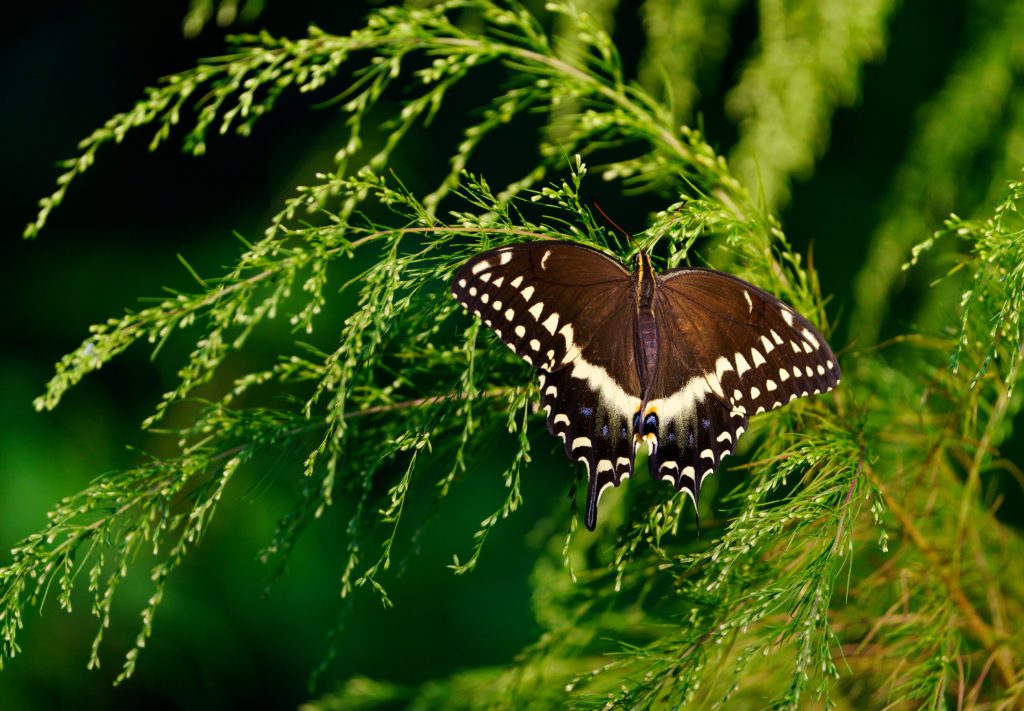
451, 242, 640, 530
647, 268, 841, 503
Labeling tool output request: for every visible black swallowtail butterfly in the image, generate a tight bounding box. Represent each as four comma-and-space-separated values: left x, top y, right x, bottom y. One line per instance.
451, 241, 840, 531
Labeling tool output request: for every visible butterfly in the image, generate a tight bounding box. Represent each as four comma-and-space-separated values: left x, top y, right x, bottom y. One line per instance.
450, 241, 840, 531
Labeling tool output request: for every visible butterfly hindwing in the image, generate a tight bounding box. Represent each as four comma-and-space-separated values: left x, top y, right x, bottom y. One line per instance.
539, 368, 635, 530
645, 395, 749, 507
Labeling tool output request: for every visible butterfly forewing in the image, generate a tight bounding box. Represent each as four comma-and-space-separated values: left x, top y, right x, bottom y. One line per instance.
451, 243, 640, 529
645, 268, 841, 498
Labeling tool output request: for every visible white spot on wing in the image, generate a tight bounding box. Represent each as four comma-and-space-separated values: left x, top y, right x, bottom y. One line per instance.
715, 356, 735, 382
554, 414, 570, 426
716, 431, 732, 443
520, 285, 535, 301
498, 250, 512, 265
560, 324, 581, 364
771, 330, 784, 345
471, 260, 491, 274
751, 347, 766, 367
780, 308, 794, 326
735, 353, 751, 377
528, 302, 544, 320
704, 371, 725, 398
571, 436, 592, 451
750, 386, 761, 399
744, 290, 753, 313
700, 449, 714, 461
480, 273, 491, 283
541, 250, 552, 270
530, 339, 540, 351
505, 309, 515, 321
597, 460, 614, 474
779, 368, 790, 382
458, 279, 467, 288
766, 379, 777, 391
760, 335, 774, 353
542, 313, 559, 335
514, 325, 525, 338
510, 276, 523, 288
492, 276, 504, 288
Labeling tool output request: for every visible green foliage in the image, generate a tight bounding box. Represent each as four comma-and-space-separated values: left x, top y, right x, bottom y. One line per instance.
726, 0, 896, 211
852, 0, 1024, 346
5, 0, 1024, 708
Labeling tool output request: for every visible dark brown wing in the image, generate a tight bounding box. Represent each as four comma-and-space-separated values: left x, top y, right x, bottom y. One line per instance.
451, 242, 640, 529
646, 268, 841, 503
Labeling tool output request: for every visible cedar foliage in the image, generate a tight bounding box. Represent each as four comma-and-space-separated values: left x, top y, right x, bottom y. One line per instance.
4, 0, 1024, 707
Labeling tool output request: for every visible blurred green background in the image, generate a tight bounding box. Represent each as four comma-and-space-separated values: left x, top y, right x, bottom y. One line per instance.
1, 0, 1017, 707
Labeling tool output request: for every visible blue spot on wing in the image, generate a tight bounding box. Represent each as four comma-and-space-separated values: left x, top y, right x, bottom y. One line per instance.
580, 406, 594, 417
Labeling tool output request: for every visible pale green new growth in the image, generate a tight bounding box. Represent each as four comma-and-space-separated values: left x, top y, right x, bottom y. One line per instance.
5, 1, 1024, 708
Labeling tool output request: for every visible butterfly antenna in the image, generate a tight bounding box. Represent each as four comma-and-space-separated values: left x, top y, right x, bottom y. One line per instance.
591, 199, 638, 252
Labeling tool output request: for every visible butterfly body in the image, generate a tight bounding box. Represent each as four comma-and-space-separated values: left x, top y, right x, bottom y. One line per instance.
451, 241, 840, 531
